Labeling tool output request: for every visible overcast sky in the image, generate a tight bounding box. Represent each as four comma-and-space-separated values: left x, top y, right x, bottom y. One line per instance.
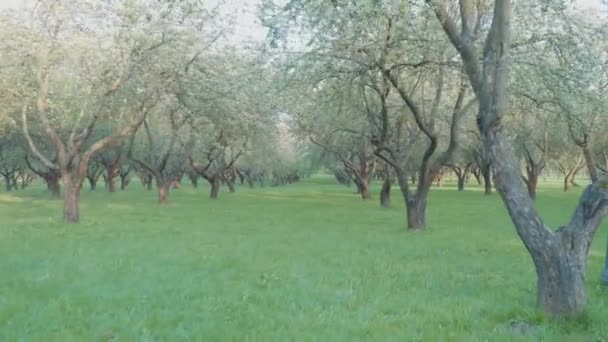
0, 0, 604, 46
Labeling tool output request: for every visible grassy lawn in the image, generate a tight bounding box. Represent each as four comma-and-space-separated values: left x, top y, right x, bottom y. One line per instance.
1, 177, 607, 341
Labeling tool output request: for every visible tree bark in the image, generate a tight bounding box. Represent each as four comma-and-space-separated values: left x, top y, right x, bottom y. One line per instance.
582, 145, 598, 182
226, 177, 236, 193
88, 176, 98, 191
482, 170, 492, 195
120, 175, 129, 190
457, 175, 466, 191
602, 237, 608, 285
106, 164, 119, 193
380, 177, 391, 208
210, 177, 220, 199
62, 174, 81, 223
406, 195, 427, 230
525, 171, 539, 200
4, 176, 12, 191
564, 174, 571, 192
158, 182, 170, 205
534, 231, 590, 316
45, 174, 61, 198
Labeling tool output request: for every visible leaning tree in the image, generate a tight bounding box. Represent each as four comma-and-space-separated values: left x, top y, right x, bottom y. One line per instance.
429, 0, 608, 317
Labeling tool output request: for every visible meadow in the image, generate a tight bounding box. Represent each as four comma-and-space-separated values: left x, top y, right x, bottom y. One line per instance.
1, 177, 607, 341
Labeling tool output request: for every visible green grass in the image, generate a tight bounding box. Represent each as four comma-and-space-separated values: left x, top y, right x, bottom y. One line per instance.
1, 177, 607, 341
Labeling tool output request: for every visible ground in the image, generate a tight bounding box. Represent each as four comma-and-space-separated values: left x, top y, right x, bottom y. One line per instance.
1, 177, 607, 341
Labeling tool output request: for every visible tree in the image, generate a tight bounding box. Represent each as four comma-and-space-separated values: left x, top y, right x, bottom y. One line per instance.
263, 1, 476, 229
128, 105, 188, 205
431, 0, 608, 317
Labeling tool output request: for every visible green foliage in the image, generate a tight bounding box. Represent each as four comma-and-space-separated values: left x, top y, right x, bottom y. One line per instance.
1, 179, 607, 340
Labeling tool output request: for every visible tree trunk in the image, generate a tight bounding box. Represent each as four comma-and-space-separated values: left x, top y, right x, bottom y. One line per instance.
482, 170, 492, 195
158, 183, 170, 205
226, 177, 236, 193
189, 172, 198, 188
602, 237, 608, 285
88, 176, 98, 191
4, 176, 11, 191
380, 177, 391, 208
582, 145, 598, 182
120, 175, 129, 190
534, 234, 588, 317
570, 170, 580, 187
45, 175, 61, 198
106, 165, 118, 193
210, 177, 220, 199
63, 175, 81, 223
406, 195, 427, 230
473, 170, 482, 185
526, 171, 538, 200
457, 175, 466, 191
564, 174, 571, 192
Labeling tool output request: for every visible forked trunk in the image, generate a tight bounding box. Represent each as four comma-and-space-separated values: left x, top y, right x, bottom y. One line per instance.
563, 174, 571, 192
158, 183, 170, 205
457, 175, 466, 191
353, 175, 372, 200
210, 177, 221, 199
63, 175, 81, 223
88, 176, 98, 191
380, 177, 391, 208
